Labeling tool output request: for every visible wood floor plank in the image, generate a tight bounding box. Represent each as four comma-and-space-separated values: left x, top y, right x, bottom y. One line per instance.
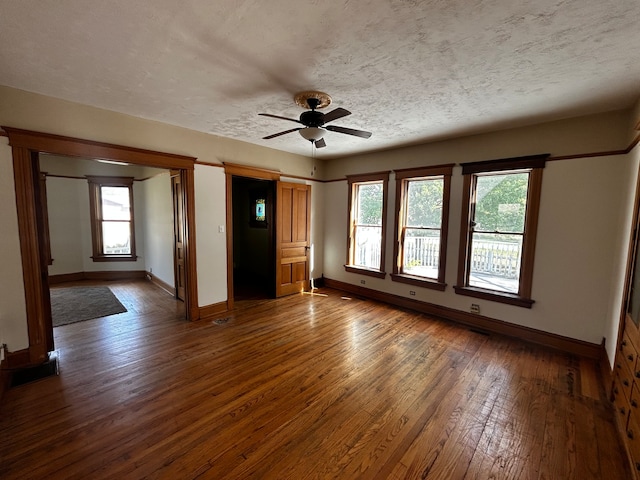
0, 279, 631, 479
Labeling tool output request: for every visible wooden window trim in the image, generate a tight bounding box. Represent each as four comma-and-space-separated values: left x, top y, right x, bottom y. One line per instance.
454, 154, 548, 308
345, 171, 390, 276
391, 164, 454, 292
87, 175, 137, 262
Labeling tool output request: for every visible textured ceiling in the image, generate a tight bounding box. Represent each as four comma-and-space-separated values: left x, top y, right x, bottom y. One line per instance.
1, 0, 639, 159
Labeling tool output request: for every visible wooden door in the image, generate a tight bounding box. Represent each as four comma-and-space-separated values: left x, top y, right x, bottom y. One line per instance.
276, 182, 311, 297
171, 171, 186, 301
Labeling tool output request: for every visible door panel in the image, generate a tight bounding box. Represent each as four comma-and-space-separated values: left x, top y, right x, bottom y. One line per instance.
171, 171, 186, 301
276, 182, 311, 297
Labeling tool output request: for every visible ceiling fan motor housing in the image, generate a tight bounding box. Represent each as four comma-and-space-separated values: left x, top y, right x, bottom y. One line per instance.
300, 110, 325, 127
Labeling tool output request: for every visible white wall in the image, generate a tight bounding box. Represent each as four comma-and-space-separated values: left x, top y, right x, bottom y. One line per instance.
194, 165, 227, 306
141, 172, 174, 287
604, 145, 640, 366
46, 177, 84, 275
323, 139, 635, 346
0, 139, 28, 351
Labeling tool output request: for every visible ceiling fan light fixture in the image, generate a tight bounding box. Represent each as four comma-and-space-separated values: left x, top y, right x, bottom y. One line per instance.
299, 127, 324, 142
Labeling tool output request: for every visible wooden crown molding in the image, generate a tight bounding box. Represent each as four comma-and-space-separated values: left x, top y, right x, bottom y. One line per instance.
3, 127, 196, 170
223, 162, 281, 180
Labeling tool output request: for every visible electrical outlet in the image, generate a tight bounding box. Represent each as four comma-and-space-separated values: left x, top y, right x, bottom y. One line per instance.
360, 280, 366, 285
470, 304, 480, 314
409, 291, 416, 296
149, 267, 152, 273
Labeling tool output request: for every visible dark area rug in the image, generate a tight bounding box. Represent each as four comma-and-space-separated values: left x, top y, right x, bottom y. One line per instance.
50, 286, 127, 327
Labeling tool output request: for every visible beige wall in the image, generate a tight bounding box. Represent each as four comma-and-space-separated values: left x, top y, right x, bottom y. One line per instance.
140, 172, 175, 287
0, 139, 28, 354
604, 144, 640, 366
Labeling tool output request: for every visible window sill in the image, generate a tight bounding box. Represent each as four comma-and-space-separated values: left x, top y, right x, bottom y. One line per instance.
453, 286, 534, 308
91, 255, 138, 263
344, 265, 386, 279
391, 273, 446, 291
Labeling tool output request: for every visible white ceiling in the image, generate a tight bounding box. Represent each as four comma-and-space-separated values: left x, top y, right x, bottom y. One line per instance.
1, 0, 639, 159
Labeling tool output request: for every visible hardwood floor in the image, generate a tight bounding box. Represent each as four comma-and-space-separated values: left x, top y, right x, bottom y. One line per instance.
0, 280, 630, 479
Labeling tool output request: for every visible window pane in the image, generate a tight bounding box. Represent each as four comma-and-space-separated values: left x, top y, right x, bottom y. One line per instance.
354, 225, 381, 268
402, 229, 440, 279
474, 173, 528, 233
102, 221, 131, 255
468, 232, 522, 293
101, 186, 131, 221
356, 183, 383, 225
406, 178, 443, 228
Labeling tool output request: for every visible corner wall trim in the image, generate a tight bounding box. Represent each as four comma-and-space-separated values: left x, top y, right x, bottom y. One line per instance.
199, 302, 229, 321
323, 277, 602, 359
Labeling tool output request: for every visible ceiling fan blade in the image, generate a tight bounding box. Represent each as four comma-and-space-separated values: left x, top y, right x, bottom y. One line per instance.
259, 113, 301, 124
322, 107, 351, 124
315, 138, 326, 148
325, 125, 372, 139
263, 127, 302, 139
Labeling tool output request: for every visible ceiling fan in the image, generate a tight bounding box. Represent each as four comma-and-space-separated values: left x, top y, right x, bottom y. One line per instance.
259, 91, 372, 148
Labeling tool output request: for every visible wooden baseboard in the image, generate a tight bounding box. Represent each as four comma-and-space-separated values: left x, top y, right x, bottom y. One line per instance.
146, 272, 175, 296
323, 277, 602, 359
48, 272, 85, 284
49, 270, 146, 284
199, 302, 229, 321
311, 277, 325, 288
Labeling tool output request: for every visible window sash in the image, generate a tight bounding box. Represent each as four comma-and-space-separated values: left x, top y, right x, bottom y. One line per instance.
400, 226, 441, 280
346, 172, 389, 276
455, 155, 546, 307
465, 171, 529, 293
87, 176, 136, 262
467, 232, 523, 293
353, 224, 382, 269
391, 165, 453, 289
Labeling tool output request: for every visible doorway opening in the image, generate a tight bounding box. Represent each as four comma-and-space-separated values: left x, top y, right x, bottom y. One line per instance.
5, 127, 198, 366
231, 176, 276, 301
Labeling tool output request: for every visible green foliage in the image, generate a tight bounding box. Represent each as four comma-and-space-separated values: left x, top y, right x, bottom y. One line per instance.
356, 183, 383, 225
406, 178, 443, 228
474, 173, 528, 233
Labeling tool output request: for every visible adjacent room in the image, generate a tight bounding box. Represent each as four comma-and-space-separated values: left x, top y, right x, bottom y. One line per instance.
1, 1, 640, 478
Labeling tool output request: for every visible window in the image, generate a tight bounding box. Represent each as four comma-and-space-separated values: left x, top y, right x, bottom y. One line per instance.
391, 165, 453, 290
454, 155, 548, 307
87, 176, 137, 262
345, 172, 390, 278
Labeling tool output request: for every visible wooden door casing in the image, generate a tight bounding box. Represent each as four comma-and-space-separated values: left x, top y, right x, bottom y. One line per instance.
171, 170, 186, 301
276, 182, 311, 297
